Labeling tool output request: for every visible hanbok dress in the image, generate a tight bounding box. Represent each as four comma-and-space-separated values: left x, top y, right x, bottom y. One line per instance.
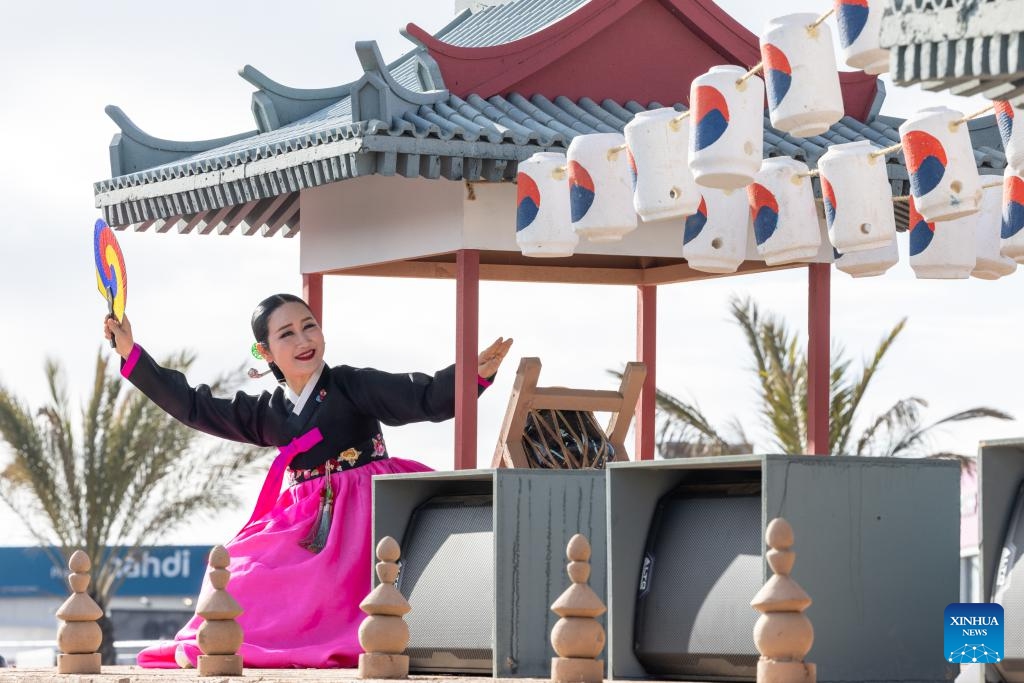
119, 343, 489, 668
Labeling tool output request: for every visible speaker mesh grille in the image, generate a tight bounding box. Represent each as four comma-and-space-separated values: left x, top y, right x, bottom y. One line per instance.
634, 494, 762, 680
398, 495, 494, 672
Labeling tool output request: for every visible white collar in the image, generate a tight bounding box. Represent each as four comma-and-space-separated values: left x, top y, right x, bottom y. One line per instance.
285, 365, 325, 415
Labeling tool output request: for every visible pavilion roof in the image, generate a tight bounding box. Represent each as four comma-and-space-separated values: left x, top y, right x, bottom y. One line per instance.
880, 1, 1024, 103
92, 0, 1008, 237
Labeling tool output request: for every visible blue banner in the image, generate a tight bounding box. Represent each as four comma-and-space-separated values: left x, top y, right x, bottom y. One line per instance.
0, 546, 208, 597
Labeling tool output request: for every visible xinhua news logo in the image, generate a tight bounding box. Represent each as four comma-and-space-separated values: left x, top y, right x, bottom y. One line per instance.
944, 603, 1003, 664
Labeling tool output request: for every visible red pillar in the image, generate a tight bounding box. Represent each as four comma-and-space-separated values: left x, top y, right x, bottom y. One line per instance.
636, 284, 657, 461
806, 263, 831, 455
303, 272, 323, 324
455, 249, 480, 470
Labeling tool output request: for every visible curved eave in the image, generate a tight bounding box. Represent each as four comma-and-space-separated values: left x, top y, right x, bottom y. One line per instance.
405, 0, 764, 70
406, 0, 637, 61
404, 0, 643, 98
409, 0, 877, 120
106, 105, 259, 177
239, 64, 353, 101
105, 105, 255, 153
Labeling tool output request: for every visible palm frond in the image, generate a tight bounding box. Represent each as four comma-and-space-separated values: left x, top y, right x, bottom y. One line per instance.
608, 369, 736, 457
730, 297, 804, 453
0, 349, 266, 614
886, 407, 1013, 458
853, 397, 927, 456
834, 318, 906, 454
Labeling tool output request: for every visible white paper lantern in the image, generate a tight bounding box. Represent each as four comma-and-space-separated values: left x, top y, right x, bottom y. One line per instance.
761, 14, 844, 138
908, 196, 976, 279
898, 106, 982, 222
818, 140, 897, 254
833, 240, 898, 278
681, 187, 749, 273
688, 65, 765, 190
972, 181, 1016, 279
995, 101, 1024, 173
566, 133, 638, 242
514, 152, 578, 257
748, 157, 822, 265
835, 0, 888, 75
1000, 167, 1024, 262
623, 108, 701, 223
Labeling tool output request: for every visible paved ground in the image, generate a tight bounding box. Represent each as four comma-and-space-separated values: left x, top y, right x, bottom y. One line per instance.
0, 668, 552, 683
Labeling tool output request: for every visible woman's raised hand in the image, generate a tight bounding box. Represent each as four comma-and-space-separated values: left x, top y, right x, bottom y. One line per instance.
478, 337, 513, 379
103, 314, 135, 359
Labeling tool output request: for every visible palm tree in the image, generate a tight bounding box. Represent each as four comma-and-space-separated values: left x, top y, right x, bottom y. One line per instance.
649, 296, 1011, 457
0, 350, 267, 663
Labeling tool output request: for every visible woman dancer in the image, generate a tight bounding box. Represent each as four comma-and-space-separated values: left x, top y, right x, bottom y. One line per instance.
104, 293, 511, 668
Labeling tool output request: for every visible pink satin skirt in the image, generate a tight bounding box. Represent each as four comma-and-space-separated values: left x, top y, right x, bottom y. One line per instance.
136, 457, 432, 669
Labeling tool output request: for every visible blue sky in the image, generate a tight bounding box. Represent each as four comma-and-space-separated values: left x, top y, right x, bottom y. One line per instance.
0, 0, 1017, 544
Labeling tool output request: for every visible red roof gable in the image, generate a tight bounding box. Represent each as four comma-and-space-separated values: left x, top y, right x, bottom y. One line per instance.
406, 0, 879, 121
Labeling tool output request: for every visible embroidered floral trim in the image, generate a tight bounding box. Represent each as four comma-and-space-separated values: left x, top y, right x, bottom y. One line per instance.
288, 433, 390, 484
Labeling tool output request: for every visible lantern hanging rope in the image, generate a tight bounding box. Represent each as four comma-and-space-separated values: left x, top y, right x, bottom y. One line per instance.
891, 180, 1001, 204
870, 142, 904, 158
670, 110, 691, 126
735, 62, 764, 86
868, 104, 994, 160
607, 143, 629, 160
733, 9, 833, 88
806, 7, 834, 32
953, 104, 996, 127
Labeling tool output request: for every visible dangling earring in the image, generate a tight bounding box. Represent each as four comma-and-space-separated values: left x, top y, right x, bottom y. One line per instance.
248, 342, 272, 379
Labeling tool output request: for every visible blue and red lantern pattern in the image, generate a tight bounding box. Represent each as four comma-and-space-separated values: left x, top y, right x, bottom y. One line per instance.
761, 43, 793, 111
692, 85, 730, 151
568, 161, 596, 223
1002, 174, 1024, 239
995, 101, 1015, 149
748, 183, 780, 246
516, 173, 541, 232
908, 197, 936, 256
683, 196, 709, 245
822, 176, 838, 229
626, 149, 638, 190
903, 130, 948, 198
835, 0, 870, 48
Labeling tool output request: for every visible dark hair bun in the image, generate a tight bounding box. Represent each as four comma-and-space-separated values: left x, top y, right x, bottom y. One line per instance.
250, 293, 310, 344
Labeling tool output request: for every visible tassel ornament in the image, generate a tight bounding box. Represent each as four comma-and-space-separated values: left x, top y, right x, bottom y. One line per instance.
300, 463, 335, 553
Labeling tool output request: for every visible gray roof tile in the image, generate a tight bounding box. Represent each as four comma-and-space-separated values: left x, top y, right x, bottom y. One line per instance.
94, 0, 1011, 234
439, 0, 586, 47
96, 89, 1009, 197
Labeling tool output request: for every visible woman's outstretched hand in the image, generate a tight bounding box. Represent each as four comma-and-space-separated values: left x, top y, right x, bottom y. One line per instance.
478, 337, 513, 379
104, 314, 135, 360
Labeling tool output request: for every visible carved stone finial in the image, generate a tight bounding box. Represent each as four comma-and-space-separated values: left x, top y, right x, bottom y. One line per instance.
751, 518, 816, 683
56, 550, 103, 674
196, 545, 244, 676
550, 533, 606, 683
358, 537, 412, 679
